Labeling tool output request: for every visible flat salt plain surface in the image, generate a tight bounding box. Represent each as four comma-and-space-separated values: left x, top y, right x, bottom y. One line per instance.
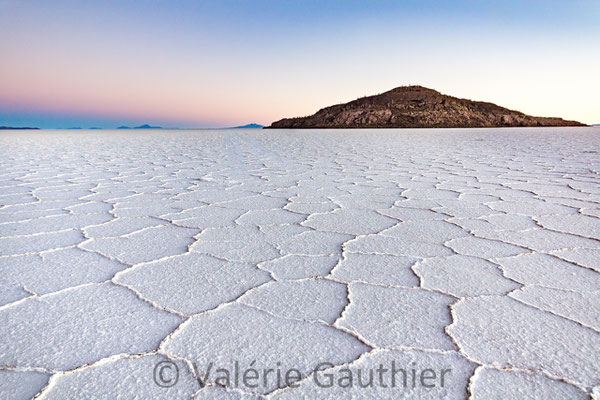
0, 127, 599, 399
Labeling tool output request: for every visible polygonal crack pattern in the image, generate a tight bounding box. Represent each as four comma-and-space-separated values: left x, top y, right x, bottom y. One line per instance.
0, 128, 599, 399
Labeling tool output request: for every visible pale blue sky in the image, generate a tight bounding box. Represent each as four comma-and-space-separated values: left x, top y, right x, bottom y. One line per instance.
1, 0, 599, 128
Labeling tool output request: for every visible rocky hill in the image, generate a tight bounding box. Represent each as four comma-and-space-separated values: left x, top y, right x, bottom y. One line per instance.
268, 86, 585, 128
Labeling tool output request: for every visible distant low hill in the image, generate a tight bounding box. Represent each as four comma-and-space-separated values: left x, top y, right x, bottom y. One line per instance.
0, 126, 40, 130
227, 123, 264, 129
117, 124, 162, 129
268, 86, 585, 129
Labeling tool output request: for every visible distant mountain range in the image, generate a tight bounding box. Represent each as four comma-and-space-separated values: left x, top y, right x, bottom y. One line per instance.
268, 86, 586, 129
117, 124, 162, 129
226, 123, 264, 129
0, 123, 265, 130
114, 123, 263, 129
0, 126, 40, 130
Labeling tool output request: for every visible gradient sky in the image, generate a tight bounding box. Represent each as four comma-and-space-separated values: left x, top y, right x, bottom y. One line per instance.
1, 0, 599, 128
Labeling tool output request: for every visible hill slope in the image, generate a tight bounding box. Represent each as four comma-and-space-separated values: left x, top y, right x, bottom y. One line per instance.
268, 86, 585, 128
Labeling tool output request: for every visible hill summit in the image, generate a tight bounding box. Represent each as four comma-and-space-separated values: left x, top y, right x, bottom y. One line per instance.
268, 86, 585, 128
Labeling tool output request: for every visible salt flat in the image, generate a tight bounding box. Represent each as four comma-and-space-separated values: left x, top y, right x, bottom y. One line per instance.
0, 127, 599, 399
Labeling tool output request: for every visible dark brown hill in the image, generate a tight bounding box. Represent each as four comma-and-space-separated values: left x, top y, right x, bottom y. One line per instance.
268, 86, 585, 128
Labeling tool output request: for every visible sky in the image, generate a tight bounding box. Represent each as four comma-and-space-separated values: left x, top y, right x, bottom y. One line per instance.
1, 0, 599, 128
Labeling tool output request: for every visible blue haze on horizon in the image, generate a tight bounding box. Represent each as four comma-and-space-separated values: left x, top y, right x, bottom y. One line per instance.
0, 0, 599, 128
